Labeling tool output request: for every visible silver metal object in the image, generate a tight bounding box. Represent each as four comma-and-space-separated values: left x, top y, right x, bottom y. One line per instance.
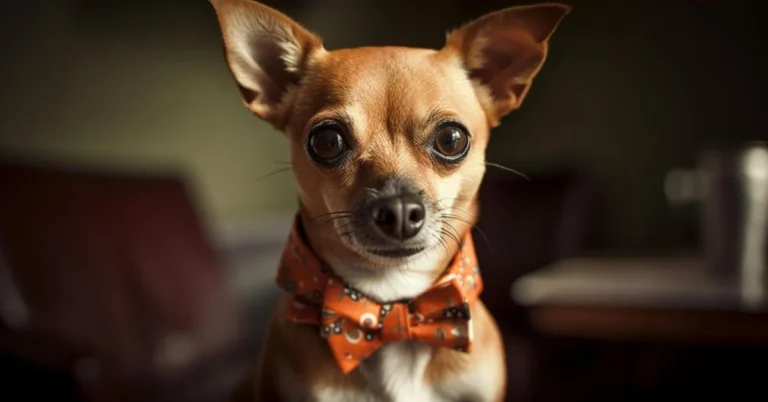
664, 142, 768, 308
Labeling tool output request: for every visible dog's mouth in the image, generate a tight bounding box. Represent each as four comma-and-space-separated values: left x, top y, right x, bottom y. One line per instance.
365, 246, 426, 259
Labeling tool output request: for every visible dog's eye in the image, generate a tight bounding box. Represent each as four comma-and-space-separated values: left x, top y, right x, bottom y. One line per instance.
433, 124, 470, 161
308, 126, 347, 165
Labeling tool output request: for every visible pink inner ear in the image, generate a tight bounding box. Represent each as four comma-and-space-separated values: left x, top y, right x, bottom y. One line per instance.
469, 30, 545, 102
249, 35, 302, 106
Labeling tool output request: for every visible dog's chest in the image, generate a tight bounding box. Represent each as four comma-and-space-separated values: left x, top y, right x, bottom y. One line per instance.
307, 342, 501, 402
359, 342, 437, 401
312, 342, 443, 402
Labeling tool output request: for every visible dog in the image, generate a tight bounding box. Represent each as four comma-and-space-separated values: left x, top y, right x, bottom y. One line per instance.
208, 0, 569, 400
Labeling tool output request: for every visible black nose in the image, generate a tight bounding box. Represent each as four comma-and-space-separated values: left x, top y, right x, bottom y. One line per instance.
371, 195, 426, 240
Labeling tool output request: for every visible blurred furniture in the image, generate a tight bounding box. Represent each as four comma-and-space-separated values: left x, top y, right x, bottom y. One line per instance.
514, 256, 768, 343
474, 168, 597, 401
476, 168, 596, 318
0, 161, 262, 402
511, 256, 768, 401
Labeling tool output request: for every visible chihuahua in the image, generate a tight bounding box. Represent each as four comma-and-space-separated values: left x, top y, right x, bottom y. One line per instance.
209, 0, 568, 401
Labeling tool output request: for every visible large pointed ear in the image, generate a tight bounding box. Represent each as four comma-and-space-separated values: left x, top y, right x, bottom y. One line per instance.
444, 4, 570, 126
209, 0, 324, 128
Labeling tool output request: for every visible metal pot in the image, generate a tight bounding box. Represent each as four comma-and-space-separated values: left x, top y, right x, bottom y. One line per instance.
664, 142, 768, 307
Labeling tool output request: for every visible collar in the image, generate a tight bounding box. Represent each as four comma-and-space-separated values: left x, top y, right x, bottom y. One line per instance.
275, 216, 483, 373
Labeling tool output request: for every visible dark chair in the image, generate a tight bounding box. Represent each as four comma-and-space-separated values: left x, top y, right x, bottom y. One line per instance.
0, 161, 255, 402
475, 168, 597, 401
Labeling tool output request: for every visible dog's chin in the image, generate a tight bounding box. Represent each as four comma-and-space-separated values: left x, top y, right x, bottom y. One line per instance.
365, 246, 426, 260
338, 226, 436, 263
340, 235, 430, 262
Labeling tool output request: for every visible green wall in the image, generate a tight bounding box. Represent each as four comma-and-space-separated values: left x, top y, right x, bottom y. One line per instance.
0, 4, 297, 224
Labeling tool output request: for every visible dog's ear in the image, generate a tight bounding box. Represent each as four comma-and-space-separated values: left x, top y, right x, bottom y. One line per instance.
444, 4, 570, 126
210, 0, 323, 128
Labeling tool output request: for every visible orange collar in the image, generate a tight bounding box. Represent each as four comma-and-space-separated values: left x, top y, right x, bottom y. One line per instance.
276, 217, 483, 374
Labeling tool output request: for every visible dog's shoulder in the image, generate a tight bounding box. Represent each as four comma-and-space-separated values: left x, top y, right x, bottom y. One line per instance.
426, 300, 506, 402
263, 295, 369, 398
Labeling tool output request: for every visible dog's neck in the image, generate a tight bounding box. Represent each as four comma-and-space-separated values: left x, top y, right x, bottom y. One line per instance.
328, 246, 455, 303
297, 207, 461, 303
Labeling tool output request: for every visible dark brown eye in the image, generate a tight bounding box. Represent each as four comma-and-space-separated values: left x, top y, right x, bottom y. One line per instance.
308, 126, 347, 165
433, 124, 470, 161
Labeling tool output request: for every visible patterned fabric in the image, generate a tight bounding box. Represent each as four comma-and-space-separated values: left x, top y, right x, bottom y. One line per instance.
276, 217, 483, 374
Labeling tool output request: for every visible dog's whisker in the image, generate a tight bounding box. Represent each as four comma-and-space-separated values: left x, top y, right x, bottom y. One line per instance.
334, 221, 353, 235
311, 211, 353, 226
317, 217, 350, 228
254, 167, 292, 182
440, 213, 492, 252
431, 232, 450, 254
435, 195, 472, 203
485, 162, 530, 181
438, 233, 450, 254
436, 205, 473, 216
320, 217, 351, 226
440, 231, 461, 251
440, 214, 471, 226
440, 228, 462, 250
311, 211, 353, 220
442, 221, 464, 244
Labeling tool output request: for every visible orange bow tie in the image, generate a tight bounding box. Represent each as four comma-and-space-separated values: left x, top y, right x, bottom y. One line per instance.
275, 218, 483, 374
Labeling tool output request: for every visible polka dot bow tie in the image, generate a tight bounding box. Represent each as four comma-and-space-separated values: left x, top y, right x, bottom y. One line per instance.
276, 217, 484, 374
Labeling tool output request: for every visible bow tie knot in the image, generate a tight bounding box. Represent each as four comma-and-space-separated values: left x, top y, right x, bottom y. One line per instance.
377, 300, 473, 344
379, 302, 419, 343
313, 278, 475, 372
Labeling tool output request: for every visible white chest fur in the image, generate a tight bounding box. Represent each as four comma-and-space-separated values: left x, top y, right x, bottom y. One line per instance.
358, 342, 436, 401
310, 342, 437, 402
307, 339, 503, 402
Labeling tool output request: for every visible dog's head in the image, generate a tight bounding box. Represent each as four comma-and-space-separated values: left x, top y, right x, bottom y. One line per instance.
210, 0, 568, 297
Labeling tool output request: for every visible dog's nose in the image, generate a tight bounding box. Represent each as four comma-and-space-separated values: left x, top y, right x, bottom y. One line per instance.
372, 195, 425, 240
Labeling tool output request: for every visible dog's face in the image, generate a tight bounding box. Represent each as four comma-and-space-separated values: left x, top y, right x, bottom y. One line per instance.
210, 0, 568, 270
287, 47, 489, 262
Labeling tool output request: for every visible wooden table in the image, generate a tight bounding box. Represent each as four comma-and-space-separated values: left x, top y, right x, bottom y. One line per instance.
511, 256, 768, 344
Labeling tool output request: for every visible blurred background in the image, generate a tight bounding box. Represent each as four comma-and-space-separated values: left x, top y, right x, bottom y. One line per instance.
1, 0, 766, 401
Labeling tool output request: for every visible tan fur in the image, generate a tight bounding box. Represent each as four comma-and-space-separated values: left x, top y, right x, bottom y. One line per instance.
208, 1, 568, 400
